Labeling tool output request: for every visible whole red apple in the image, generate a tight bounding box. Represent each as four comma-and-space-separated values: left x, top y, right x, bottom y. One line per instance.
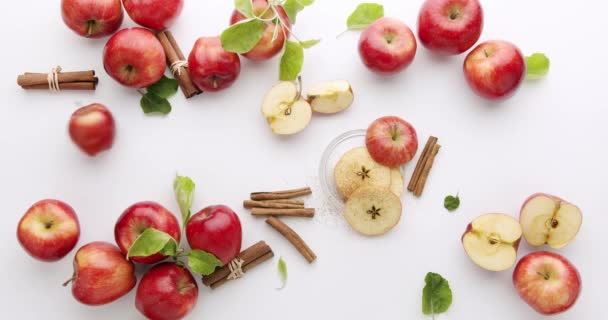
61, 0, 123, 38
417, 0, 483, 55
103, 27, 166, 88
186, 205, 242, 265
135, 263, 198, 320
463, 40, 526, 99
513, 251, 581, 315
67, 241, 136, 306
17, 199, 80, 262
123, 0, 184, 31
188, 36, 241, 92
68, 103, 115, 157
115, 201, 181, 264
359, 17, 417, 74
366, 116, 418, 167
229, 0, 291, 61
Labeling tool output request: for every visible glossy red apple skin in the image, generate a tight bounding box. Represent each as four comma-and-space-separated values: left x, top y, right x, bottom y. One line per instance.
61, 0, 123, 38
114, 201, 181, 264
103, 27, 166, 88
463, 40, 526, 99
366, 116, 419, 167
186, 205, 242, 265
513, 251, 581, 315
122, 0, 184, 31
70, 241, 136, 306
135, 263, 198, 320
229, 0, 291, 61
68, 103, 115, 157
17, 199, 80, 262
417, 0, 483, 55
359, 17, 417, 74
188, 36, 241, 92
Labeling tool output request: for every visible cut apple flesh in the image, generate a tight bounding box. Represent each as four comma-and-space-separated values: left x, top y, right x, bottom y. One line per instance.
344, 186, 402, 236
462, 213, 522, 272
306, 80, 354, 114
389, 168, 404, 197
520, 195, 582, 249
261, 81, 312, 135
334, 147, 391, 199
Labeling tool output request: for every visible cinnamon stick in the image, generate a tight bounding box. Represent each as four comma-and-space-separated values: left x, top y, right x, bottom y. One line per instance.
21, 82, 97, 90
414, 144, 440, 196
265, 199, 305, 205
202, 241, 273, 289
156, 31, 201, 98
251, 208, 315, 218
266, 217, 316, 263
407, 136, 438, 192
251, 187, 312, 201
17, 70, 98, 91
243, 200, 305, 209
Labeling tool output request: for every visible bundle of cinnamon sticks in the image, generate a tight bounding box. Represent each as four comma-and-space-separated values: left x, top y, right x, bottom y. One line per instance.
17, 69, 98, 91
156, 31, 201, 98
408, 136, 441, 196
244, 187, 315, 218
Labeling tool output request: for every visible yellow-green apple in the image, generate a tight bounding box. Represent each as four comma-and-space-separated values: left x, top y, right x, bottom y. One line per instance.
229, 0, 291, 61
365, 116, 418, 167
188, 36, 241, 92
359, 17, 417, 74
513, 251, 581, 315
520, 193, 582, 249
114, 201, 181, 264
306, 80, 354, 114
103, 27, 166, 88
61, 0, 123, 38
135, 263, 198, 320
417, 0, 483, 55
122, 0, 183, 31
463, 40, 526, 99
462, 213, 522, 271
66, 241, 136, 306
17, 199, 80, 262
68, 103, 115, 157
186, 205, 242, 265
261, 81, 312, 135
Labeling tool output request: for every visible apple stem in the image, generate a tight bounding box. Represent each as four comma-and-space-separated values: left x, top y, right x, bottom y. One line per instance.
536, 271, 550, 280
62, 275, 76, 287
86, 20, 96, 38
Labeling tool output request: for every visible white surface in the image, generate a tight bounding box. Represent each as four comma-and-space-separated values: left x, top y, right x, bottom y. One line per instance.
1, 0, 606, 319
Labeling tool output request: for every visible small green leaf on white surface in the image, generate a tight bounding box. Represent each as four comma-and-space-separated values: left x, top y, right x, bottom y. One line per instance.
525, 53, 550, 79
422, 272, 453, 318
140, 93, 172, 115
277, 257, 288, 289
346, 3, 384, 30
300, 39, 321, 49
174, 175, 195, 225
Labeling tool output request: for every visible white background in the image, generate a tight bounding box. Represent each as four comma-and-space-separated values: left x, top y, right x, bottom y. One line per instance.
1, 0, 606, 319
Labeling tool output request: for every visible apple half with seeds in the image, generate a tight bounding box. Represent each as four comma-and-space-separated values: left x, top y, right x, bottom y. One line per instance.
462, 213, 522, 272
261, 81, 312, 135
334, 147, 391, 199
520, 193, 582, 249
306, 80, 354, 114
344, 186, 402, 236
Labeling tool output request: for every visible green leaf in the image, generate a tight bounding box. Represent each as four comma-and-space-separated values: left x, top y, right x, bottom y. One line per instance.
298, 0, 315, 5
174, 175, 195, 225
277, 257, 288, 289
347, 3, 384, 30
127, 228, 178, 259
279, 41, 304, 81
525, 53, 550, 79
140, 93, 171, 115
444, 195, 460, 212
147, 75, 178, 99
283, 0, 314, 24
422, 272, 453, 316
300, 39, 321, 49
221, 19, 266, 54
234, 0, 253, 17
187, 250, 223, 275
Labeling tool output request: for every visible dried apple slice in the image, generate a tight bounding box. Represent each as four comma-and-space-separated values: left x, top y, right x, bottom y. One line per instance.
261, 81, 312, 135
344, 186, 402, 236
306, 80, 354, 114
389, 168, 404, 197
334, 147, 391, 199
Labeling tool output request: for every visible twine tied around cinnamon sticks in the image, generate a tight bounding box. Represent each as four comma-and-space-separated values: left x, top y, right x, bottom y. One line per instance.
156, 31, 201, 98
170, 60, 188, 76
47, 66, 61, 91
227, 258, 245, 280
17, 67, 99, 91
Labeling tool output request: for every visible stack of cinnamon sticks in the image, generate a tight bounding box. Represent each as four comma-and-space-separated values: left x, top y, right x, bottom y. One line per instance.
17, 69, 98, 91
408, 136, 441, 196
156, 31, 201, 98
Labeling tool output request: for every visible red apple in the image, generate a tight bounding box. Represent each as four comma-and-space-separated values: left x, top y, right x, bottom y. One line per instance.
417, 0, 483, 55
186, 205, 242, 265
68, 103, 115, 157
463, 40, 526, 99
188, 36, 241, 92
17, 199, 80, 262
122, 0, 184, 31
67, 241, 136, 306
229, 0, 291, 61
366, 116, 418, 167
61, 0, 123, 38
358, 17, 417, 74
135, 263, 198, 320
103, 27, 166, 88
115, 201, 181, 264
513, 251, 582, 315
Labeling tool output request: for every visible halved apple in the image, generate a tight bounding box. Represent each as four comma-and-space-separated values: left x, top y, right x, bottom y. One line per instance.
389, 168, 404, 197
306, 80, 354, 114
344, 186, 402, 236
462, 213, 522, 272
334, 147, 391, 199
261, 81, 312, 135
520, 193, 582, 249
